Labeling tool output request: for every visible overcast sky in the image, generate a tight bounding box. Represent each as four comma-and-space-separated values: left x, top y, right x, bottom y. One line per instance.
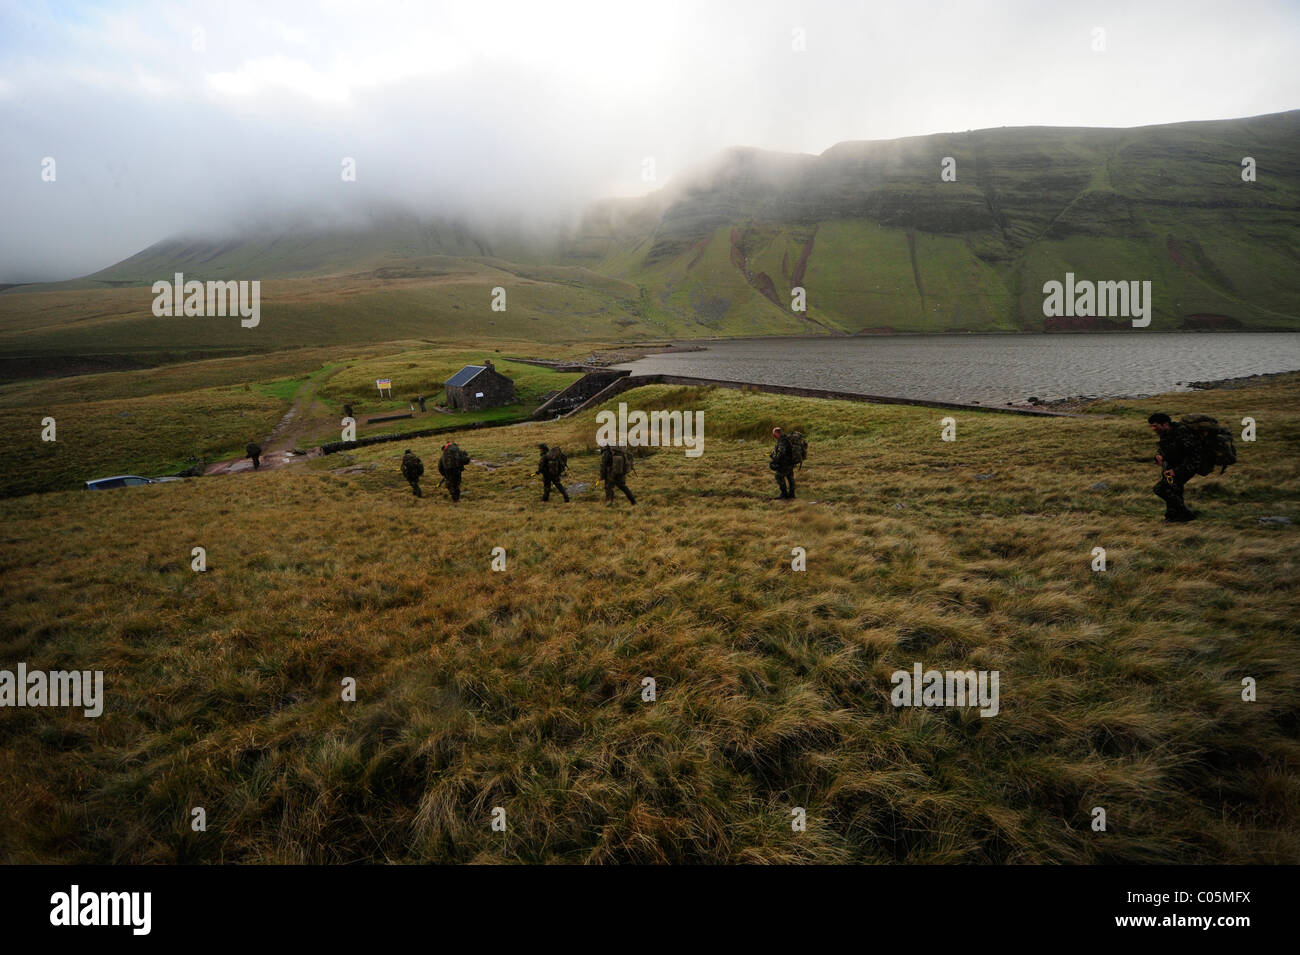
2, 0, 1298, 281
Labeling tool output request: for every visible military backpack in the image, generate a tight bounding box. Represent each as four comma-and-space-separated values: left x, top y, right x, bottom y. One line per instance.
543, 446, 568, 477
1179, 415, 1237, 475
788, 431, 808, 466
440, 443, 470, 473
770, 432, 808, 470
606, 447, 632, 478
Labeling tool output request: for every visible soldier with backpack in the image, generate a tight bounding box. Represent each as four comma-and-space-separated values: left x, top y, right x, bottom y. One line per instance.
438, 442, 471, 502
537, 443, 570, 503
599, 444, 636, 506
246, 442, 262, 470
1148, 412, 1237, 523
400, 449, 424, 498
769, 427, 807, 499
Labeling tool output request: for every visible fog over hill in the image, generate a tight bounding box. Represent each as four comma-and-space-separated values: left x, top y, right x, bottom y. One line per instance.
5, 0, 1300, 284
76, 111, 1300, 334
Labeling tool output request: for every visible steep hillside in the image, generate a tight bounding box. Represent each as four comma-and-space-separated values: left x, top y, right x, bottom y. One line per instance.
566, 111, 1300, 332
3, 112, 1297, 360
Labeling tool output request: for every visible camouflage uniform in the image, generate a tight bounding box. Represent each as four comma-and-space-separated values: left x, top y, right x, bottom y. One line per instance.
246, 442, 262, 470
599, 446, 636, 506
538, 443, 569, 502
1154, 422, 1201, 521
770, 435, 795, 498
401, 450, 424, 497
438, 444, 467, 502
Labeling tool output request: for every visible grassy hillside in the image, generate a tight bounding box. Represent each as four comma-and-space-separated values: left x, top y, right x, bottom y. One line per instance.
3, 112, 1296, 364
2, 373, 1296, 863
572, 112, 1300, 333
314, 350, 582, 437
0, 385, 289, 498
0, 342, 584, 497
0, 267, 650, 359
88, 212, 499, 284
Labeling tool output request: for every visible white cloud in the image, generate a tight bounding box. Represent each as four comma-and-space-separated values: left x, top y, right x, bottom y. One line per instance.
207, 55, 352, 103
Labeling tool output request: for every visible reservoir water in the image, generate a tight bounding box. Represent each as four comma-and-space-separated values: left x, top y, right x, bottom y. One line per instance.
614, 332, 1300, 405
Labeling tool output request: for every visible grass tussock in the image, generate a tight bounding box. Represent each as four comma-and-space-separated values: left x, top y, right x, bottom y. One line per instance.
1, 372, 1298, 863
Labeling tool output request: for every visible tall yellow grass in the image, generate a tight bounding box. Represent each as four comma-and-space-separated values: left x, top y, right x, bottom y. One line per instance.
1, 375, 1296, 863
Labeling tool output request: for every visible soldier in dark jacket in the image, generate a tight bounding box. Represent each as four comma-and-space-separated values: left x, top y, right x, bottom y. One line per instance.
246, 442, 262, 470
1149, 413, 1200, 522
769, 427, 795, 499
438, 443, 468, 502
343, 404, 354, 420
400, 449, 424, 497
599, 444, 636, 506
537, 443, 570, 503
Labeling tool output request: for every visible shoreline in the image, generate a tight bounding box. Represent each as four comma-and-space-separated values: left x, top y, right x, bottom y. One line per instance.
602, 329, 1300, 349
1029, 369, 1300, 412
1188, 369, 1300, 390
606, 335, 1300, 412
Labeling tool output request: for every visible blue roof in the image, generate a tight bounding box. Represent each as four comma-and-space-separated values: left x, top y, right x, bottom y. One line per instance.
445, 365, 486, 388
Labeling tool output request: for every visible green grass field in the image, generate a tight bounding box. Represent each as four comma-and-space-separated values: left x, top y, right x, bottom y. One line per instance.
316, 350, 581, 438
2, 363, 1296, 863
0, 342, 586, 496
0, 270, 656, 359
0, 386, 289, 498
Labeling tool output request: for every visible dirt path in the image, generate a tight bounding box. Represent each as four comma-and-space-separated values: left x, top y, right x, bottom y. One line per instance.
206, 366, 345, 475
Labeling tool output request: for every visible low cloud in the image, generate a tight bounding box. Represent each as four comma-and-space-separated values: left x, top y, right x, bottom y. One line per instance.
2, 0, 1298, 281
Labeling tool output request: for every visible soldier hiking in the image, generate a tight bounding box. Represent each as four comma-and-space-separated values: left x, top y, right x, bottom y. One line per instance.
401, 449, 424, 497
438, 442, 470, 502
537, 443, 570, 503
768, 427, 807, 499
246, 442, 262, 470
1148, 412, 1237, 523
599, 444, 636, 506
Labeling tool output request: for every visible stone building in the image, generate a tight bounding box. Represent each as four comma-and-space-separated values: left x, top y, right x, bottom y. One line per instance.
444, 360, 515, 411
